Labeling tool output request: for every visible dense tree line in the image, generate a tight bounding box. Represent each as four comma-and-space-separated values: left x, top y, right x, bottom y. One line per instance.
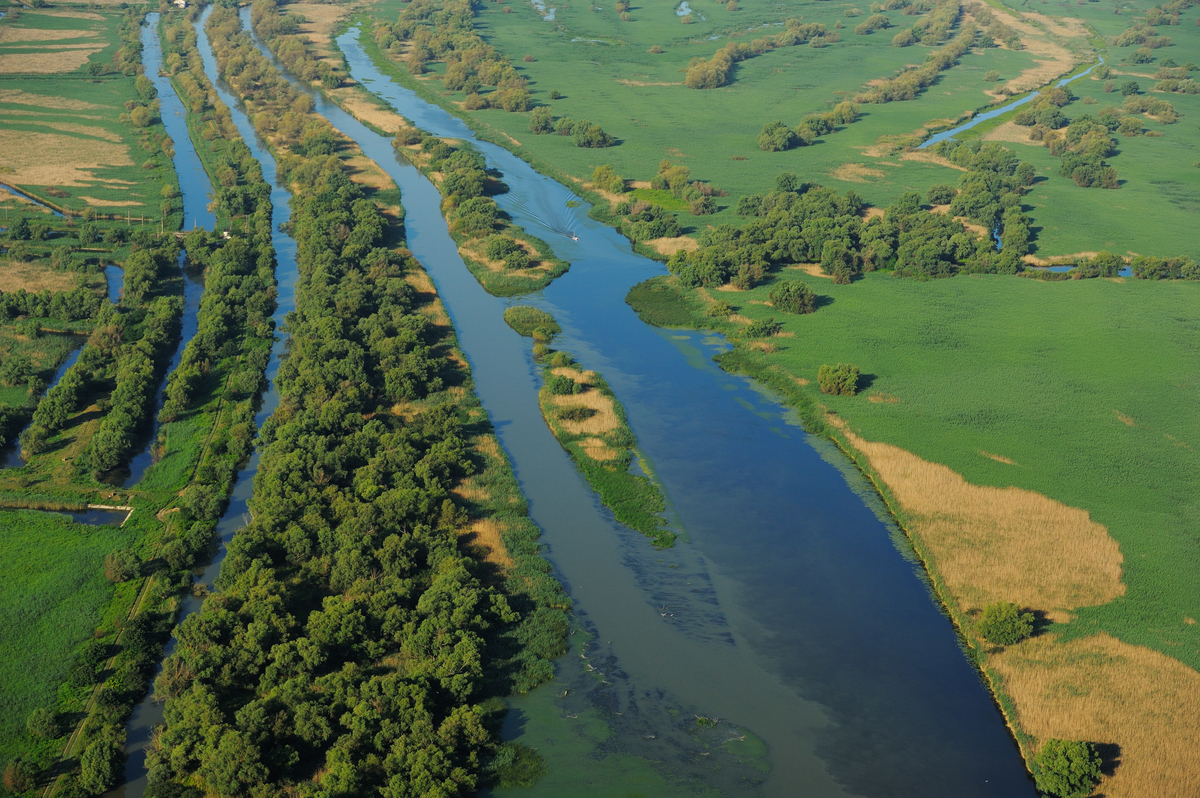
145, 152, 567, 798
527, 109, 616, 147
757, 102, 859, 151
252, 0, 345, 89
684, 20, 833, 89
1043, 115, 1120, 189
373, 0, 531, 112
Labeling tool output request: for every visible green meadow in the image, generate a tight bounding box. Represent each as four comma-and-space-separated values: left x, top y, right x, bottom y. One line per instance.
0, 509, 136, 766
632, 270, 1200, 670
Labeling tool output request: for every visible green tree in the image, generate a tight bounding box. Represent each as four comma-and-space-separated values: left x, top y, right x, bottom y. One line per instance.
817, 363, 860, 396
80, 739, 121, 794
768, 280, 816, 314
976, 601, 1034, 645
104, 548, 139, 582
7, 216, 31, 240
27, 707, 61, 739
1035, 739, 1102, 798
926, 184, 957, 205
529, 105, 554, 134
757, 120, 796, 152
1120, 80, 1140, 96
3, 758, 36, 793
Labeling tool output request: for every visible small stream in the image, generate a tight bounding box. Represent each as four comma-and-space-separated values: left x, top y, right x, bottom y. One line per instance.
0, 343, 85, 469
105, 8, 299, 796
921, 57, 1105, 148
122, 13, 216, 488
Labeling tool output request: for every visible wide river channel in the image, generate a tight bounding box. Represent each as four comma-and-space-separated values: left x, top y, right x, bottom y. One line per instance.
115, 10, 1037, 797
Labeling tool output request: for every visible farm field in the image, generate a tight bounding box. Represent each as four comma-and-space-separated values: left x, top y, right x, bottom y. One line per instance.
0, 7, 181, 224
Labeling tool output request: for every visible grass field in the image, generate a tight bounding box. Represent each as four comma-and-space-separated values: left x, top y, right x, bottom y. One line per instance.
629, 269, 1200, 794
359, 0, 1200, 262
0, 508, 135, 767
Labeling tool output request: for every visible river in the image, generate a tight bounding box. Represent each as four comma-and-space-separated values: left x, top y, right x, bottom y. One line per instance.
123, 13, 216, 488
266, 17, 1032, 797
105, 9, 298, 796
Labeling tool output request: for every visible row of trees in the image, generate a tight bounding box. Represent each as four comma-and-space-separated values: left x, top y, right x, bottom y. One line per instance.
684, 20, 832, 89
756, 102, 860, 152
528, 108, 616, 147
858, 12, 976, 103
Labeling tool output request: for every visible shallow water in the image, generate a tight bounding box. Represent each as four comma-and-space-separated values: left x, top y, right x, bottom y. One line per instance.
123, 14, 216, 488
68, 507, 130, 526
106, 9, 299, 796
104, 264, 124, 303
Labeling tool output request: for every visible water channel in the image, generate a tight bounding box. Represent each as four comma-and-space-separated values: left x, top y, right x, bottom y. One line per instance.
921, 57, 1105, 148
123, 14, 217, 488
252, 16, 1032, 796
106, 9, 299, 796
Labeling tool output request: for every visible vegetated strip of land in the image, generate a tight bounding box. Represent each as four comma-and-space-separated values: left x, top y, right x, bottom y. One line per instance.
140, 7, 569, 796
247, 0, 571, 298
504, 306, 675, 547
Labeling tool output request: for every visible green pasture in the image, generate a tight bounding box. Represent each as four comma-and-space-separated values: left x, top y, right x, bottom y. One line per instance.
0, 508, 135, 764
639, 270, 1200, 669
367, 0, 1048, 219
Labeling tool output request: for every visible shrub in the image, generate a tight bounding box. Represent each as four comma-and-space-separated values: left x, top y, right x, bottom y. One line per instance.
104, 548, 139, 582
1035, 739, 1102, 798
648, 45, 664, 54
529, 106, 553, 134
976, 601, 1034, 644
984, 70, 1001, 82
549, 89, 563, 98
817, 363, 860, 395
690, 196, 717, 215
591, 164, 625, 193
744, 317, 781, 338
545, 373, 583, 395
523, 54, 535, 62
27, 707, 61, 739
485, 235, 521, 260
926, 184, 957, 205
768, 280, 816, 314
573, 123, 616, 148
706, 300, 734, 317
1120, 80, 1140, 95
757, 120, 797, 151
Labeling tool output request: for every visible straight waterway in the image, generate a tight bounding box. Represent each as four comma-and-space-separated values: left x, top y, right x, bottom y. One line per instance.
105, 8, 299, 795
123, 13, 216, 488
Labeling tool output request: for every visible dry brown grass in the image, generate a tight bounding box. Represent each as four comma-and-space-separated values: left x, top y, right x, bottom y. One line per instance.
900, 149, 968, 171
980, 450, 1018, 465
788, 263, 830, 279
579, 437, 620, 461
829, 416, 1125, 612
27, 9, 103, 19
0, 258, 81, 292
867, 392, 899, 404
343, 153, 394, 191
1114, 411, 1136, 427
831, 163, 885, 183
0, 47, 103, 74
0, 27, 98, 43
0, 130, 131, 186
404, 270, 436, 296
332, 89, 406, 133
78, 196, 141, 207
0, 89, 100, 110
451, 475, 491, 504
288, 2, 349, 62
862, 206, 885, 220
544, 388, 620, 436
998, 15, 1082, 93
992, 632, 1200, 798
614, 78, 682, 86
644, 235, 698, 256
459, 518, 514, 570
982, 119, 1038, 145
